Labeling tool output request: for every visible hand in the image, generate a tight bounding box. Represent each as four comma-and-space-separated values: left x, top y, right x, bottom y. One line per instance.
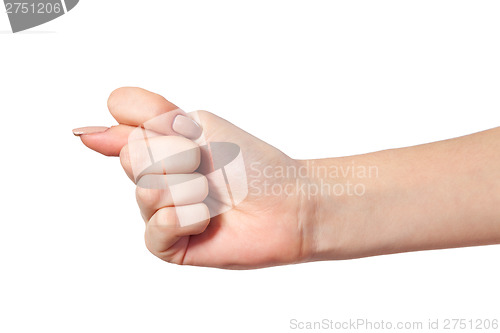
75, 87, 318, 269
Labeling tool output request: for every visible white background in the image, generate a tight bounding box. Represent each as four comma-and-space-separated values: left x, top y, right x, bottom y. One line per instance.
1, 1, 499, 332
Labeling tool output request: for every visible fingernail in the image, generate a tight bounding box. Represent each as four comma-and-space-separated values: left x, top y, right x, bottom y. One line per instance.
72, 126, 109, 136
172, 115, 202, 140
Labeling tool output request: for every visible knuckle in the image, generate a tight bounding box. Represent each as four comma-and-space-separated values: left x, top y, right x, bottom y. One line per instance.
119, 145, 133, 177
136, 186, 163, 208
195, 110, 212, 118
144, 232, 159, 257
119, 144, 129, 165
199, 175, 210, 200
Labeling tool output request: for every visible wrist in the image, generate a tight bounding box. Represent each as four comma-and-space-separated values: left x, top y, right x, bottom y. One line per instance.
299, 155, 383, 262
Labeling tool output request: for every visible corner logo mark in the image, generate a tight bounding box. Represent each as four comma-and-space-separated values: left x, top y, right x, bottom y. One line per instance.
4, 0, 79, 33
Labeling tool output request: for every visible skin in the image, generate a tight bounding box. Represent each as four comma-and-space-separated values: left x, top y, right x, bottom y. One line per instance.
77, 87, 500, 269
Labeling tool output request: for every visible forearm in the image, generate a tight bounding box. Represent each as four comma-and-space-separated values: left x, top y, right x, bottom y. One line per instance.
306, 127, 500, 261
